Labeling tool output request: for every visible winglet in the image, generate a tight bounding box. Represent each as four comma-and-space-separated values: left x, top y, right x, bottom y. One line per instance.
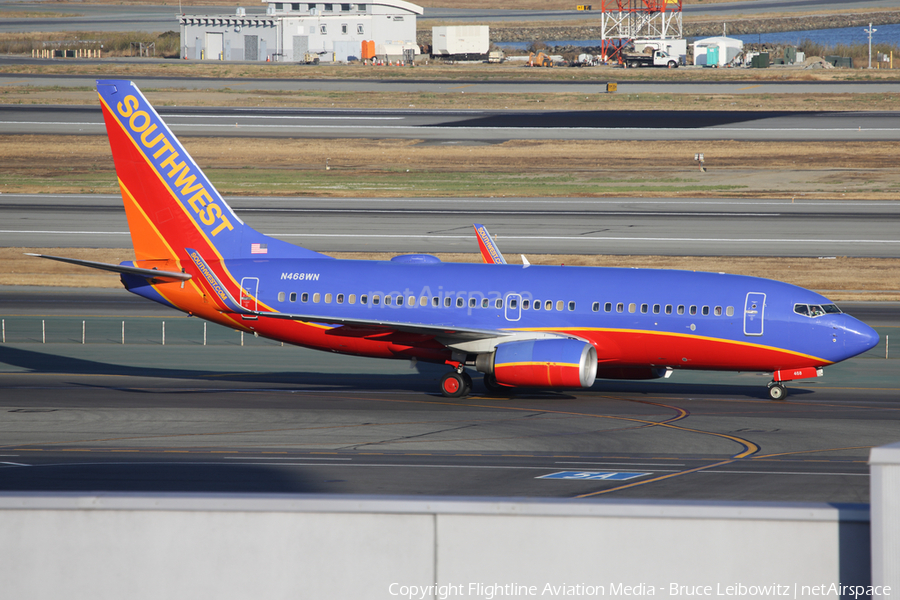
473, 223, 507, 265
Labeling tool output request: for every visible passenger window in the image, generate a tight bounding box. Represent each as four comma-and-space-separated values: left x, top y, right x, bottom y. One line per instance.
522, 299, 530, 310
324, 293, 332, 304
546, 300, 553, 311
313, 293, 321, 303
373, 295, 380, 305
556, 300, 564, 311
605, 302, 612, 312
290, 292, 298, 302
665, 304, 673, 314
726, 306, 734, 316
510, 298, 518, 309
278, 292, 286, 302
677, 305, 685, 315
408, 296, 416, 307
496, 298, 503, 309
628, 303, 636, 313
616, 303, 624, 313
432, 297, 439, 307
337, 294, 344, 304
349, 294, 356, 304
360, 294, 367, 304
444, 297, 451, 307
456, 298, 464, 308
482, 298, 489, 308
384, 295, 392, 306
689, 305, 696, 315
534, 300, 541, 311
301, 292, 308, 302
469, 298, 477, 308
592, 302, 600, 312
714, 306, 722, 316
641, 304, 648, 313
568, 301, 575, 311
702, 305, 709, 316
653, 304, 660, 314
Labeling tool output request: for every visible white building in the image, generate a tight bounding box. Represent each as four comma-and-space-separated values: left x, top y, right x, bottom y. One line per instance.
691, 36, 743, 67
179, 0, 422, 62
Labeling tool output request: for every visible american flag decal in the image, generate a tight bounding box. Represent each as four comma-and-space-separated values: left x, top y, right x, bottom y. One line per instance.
251, 243, 268, 254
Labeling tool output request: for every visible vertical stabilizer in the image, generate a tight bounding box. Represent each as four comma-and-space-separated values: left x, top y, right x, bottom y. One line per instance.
97, 80, 326, 262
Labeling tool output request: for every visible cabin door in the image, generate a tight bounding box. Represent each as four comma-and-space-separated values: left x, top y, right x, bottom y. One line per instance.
743, 292, 765, 336
240, 277, 259, 320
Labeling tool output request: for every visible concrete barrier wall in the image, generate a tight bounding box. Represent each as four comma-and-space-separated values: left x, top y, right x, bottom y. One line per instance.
871, 441, 900, 599
0, 494, 872, 600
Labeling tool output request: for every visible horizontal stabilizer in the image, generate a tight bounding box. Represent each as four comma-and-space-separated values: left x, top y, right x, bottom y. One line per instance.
26, 254, 192, 282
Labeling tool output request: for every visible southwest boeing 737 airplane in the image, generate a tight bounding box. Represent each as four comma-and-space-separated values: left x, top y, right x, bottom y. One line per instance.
32, 80, 879, 400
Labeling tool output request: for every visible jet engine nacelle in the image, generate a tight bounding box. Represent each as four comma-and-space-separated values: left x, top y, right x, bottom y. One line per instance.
477, 338, 598, 388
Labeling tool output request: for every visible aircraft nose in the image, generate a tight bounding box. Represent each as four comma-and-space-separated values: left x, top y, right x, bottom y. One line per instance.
840, 318, 880, 359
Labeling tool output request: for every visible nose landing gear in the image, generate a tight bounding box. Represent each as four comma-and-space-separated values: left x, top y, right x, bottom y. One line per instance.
767, 382, 786, 400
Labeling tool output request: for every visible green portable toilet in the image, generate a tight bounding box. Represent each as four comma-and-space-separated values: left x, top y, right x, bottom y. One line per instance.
706, 46, 719, 66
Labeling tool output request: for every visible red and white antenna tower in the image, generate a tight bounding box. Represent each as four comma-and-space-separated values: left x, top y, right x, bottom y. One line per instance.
599, 0, 683, 61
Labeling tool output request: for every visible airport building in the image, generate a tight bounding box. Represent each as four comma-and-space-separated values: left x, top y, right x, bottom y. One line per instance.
179, 0, 422, 62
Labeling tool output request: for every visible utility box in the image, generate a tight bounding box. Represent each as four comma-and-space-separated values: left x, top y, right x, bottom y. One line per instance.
784, 46, 796, 64
750, 52, 769, 68
606, 82, 617, 93
826, 55, 853, 68
431, 26, 490, 57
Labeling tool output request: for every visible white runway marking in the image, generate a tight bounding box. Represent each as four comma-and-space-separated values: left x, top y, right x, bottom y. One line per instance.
222, 456, 352, 460
4, 230, 896, 245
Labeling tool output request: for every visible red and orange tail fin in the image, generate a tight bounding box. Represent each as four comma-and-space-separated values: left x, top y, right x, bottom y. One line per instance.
97, 80, 325, 263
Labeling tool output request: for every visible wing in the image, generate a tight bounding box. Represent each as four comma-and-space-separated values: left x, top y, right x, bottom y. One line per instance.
185, 247, 507, 344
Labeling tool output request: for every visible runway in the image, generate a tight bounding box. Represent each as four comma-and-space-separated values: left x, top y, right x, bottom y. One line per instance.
4, 194, 900, 257
5, 73, 900, 96
3, 100, 900, 142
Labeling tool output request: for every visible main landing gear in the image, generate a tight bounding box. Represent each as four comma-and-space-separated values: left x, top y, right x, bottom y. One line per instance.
440, 369, 472, 398
767, 382, 787, 400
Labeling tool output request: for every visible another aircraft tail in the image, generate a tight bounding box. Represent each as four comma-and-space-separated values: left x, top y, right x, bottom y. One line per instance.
97, 80, 324, 263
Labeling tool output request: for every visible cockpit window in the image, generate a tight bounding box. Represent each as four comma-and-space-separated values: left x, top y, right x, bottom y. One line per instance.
795, 303, 842, 318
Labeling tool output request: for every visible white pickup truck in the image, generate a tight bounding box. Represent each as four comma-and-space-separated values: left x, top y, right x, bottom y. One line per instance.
623, 50, 680, 68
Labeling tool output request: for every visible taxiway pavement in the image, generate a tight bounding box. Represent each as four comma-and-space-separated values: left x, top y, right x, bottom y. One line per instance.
0, 288, 897, 501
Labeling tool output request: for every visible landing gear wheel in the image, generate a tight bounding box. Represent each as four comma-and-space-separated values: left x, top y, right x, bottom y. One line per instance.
461, 371, 473, 396
483, 373, 502, 393
441, 371, 468, 398
768, 383, 786, 400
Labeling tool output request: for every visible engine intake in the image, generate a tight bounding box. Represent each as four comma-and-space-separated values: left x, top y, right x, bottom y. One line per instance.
478, 338, 598, 389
